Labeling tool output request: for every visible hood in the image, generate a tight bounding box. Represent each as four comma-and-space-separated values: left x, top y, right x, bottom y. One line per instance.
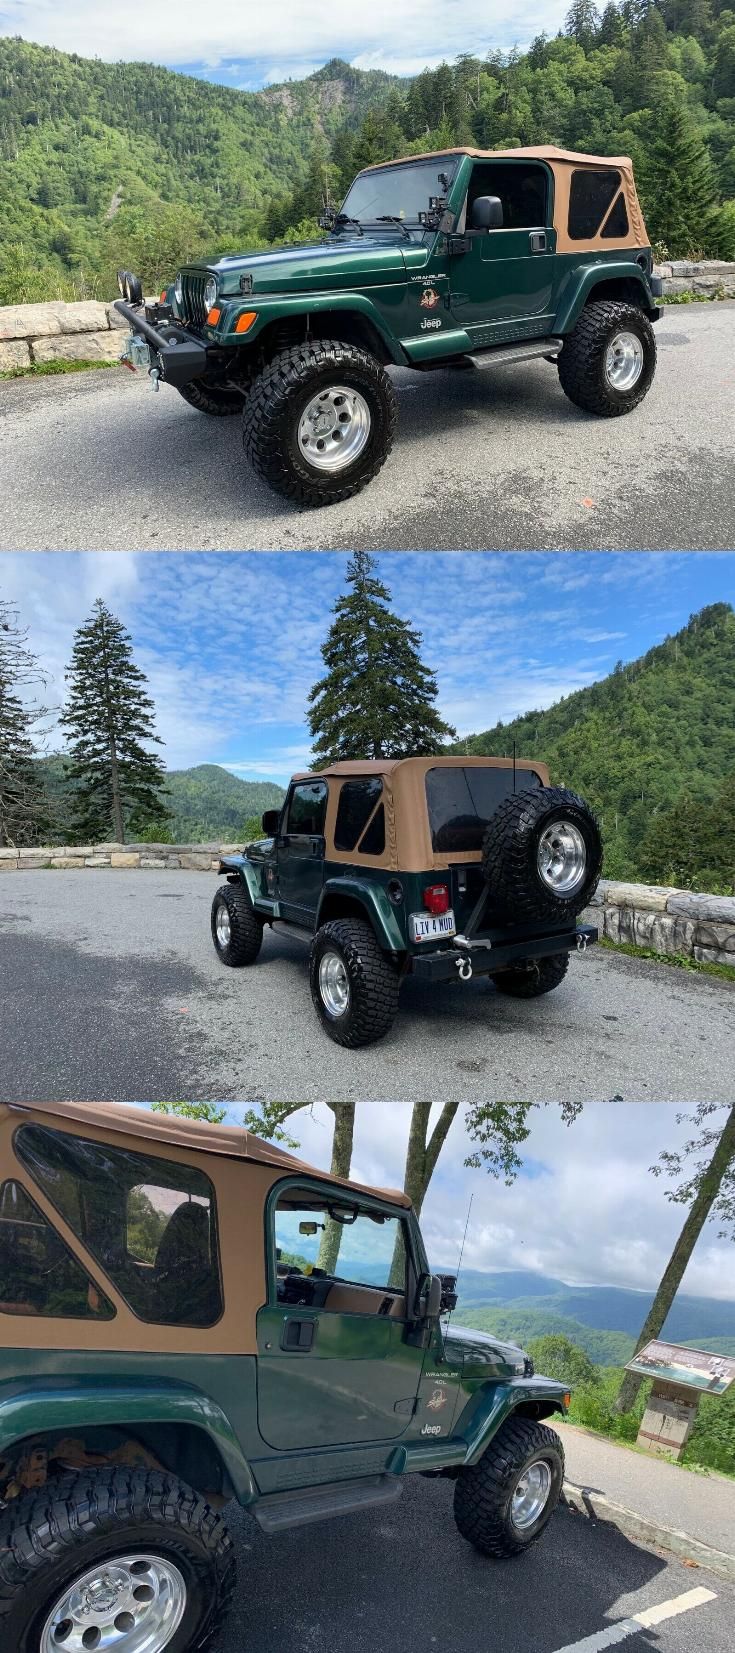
184, 232, 420, 300
441, 1321, 530, 1380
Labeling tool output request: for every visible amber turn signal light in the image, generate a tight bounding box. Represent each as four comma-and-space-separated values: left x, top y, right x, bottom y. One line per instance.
234, 310, 257, 334
563, 1392, 571, 1409
206, 308, 221, 328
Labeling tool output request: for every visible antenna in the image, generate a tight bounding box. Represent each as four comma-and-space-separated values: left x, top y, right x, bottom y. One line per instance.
441, 1193, 473, 1349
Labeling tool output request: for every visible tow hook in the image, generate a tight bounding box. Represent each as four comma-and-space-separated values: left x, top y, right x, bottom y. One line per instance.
456, 956, 473, 982
149, 367, 161, 391
576, 933, 588, 953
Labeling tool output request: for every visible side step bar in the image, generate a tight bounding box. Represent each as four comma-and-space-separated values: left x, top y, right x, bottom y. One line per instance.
466, 336, 563, 368
253, 1473, 402, 1534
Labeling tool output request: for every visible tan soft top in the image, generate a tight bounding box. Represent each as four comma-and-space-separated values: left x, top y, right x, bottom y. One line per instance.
1, 1102, 410, 1207
362, 144, 635, 172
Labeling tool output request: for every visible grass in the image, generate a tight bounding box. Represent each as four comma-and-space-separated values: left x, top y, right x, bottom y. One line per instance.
598, 934, 735, 982
660, 287, 731, 303
0, 358, 123, 381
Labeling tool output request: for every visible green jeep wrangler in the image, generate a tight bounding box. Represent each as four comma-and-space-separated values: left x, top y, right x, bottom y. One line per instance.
211, 756, 602, 1048
0, 1102, 572, 1653
115, 145, 662, 506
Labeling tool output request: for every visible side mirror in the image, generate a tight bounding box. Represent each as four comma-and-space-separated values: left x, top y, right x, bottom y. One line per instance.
471, 195, 504, 231
415, 1271, 442, 1319
438, 1273, 458, 1312
261, 809, 280, 836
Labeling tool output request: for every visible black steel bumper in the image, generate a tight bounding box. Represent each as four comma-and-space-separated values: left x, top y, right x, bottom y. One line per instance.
114, 299, 210, 387
409, 924, 598, 983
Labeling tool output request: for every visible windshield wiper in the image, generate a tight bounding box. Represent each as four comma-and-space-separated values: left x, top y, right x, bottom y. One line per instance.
333, 212, 364, 235
375, 215, 412, 239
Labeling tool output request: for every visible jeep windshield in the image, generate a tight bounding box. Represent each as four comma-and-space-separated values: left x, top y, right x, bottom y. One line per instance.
426, 765, 544, 852
337, 158, 459, 233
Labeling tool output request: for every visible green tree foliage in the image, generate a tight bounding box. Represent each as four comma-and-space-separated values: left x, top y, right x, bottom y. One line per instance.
151, 1102, 227, 1123
308, 551, 455, 764
638, 96, 720, 254
0, 599, 54, 846
640, 772, 735, 890
456, 603, 735, 888
527, 1333, 600, 1384
59, 599, 170, 843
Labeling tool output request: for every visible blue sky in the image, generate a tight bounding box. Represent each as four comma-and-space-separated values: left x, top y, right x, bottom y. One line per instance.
5, 551, 735, 782
137, 1102, 735, 1303
3, 3, 570, 85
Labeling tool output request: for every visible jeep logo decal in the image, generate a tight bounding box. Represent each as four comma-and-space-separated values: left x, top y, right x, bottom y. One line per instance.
420, 317, 442, 331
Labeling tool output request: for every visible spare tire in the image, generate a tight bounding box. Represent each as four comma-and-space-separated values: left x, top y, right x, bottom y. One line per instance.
481, 786, 602, 924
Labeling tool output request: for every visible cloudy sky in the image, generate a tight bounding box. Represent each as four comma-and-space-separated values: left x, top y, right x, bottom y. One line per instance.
6, 2, 571, 84
156, 1102, 735, 1304
3, 550, 734, 784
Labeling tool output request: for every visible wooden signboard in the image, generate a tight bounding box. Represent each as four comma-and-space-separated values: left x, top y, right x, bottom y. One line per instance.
625, 1341, 735, 1459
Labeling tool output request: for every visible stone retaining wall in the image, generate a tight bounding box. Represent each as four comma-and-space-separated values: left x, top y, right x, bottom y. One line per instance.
2, 846, 733, 968
2, 262, 734, 371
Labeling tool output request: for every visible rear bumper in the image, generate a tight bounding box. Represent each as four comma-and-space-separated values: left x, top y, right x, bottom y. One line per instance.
114, 299, 211, 387
408, 923, 598, 982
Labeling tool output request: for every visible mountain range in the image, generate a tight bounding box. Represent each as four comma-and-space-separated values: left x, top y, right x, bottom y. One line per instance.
37, 756, 285, 843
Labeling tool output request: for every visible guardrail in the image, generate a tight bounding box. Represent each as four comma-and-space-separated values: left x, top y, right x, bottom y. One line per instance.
2, 845, 733, 968
1, 262, 735, 371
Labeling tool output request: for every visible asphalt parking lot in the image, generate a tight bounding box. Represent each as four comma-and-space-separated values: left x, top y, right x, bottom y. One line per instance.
213, 1475, 732, 1653
1, 304, 734, 550
2, 870, 733, 1104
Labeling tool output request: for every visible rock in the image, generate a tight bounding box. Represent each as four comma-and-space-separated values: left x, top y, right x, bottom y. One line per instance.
110, 852, 140, 868
601, 881, 673, 911
693, 945, 735, 968
0, 858, 18, 871
140, 857, 167, 868
32, 331, 122, 364
84, 856, 111, 867
0, 848, 18, 860
107, 304, 131, 330
692, 920, 735, 956
667, 893, 735, 923
0, 340, 31, 371
669, 261, 696, 278
49, 856, 86, 868
54, 301, 110, 334
179, 853, 214, 870
0, 302, 66, 339
18, 851, 54, 867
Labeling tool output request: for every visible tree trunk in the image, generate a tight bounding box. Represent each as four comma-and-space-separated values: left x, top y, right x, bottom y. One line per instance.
317, 1103, 356, 1273
402, 1102, 459, 1214
616, 1104, 735, 1412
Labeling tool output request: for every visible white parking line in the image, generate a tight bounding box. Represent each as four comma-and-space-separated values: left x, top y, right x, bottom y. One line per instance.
549, 1587, 718, 1653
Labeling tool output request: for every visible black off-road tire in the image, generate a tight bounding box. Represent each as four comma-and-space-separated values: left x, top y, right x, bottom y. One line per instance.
492, 952, 569, 998
211, 881, 263, 966
0, 1469, 235, 1653
482, 785, 602, 925
309, 917, 400, 1047
242, 340, 397, 505
454, 1418, 564, 1558
177, 379, 244, 415
558, 299, 656, 416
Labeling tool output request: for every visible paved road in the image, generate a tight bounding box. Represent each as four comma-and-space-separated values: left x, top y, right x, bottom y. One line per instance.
211, 1475, 733, 1653
1, 305, 734, 550
2, 870, 733, 1103
559, 1423, 735, 1555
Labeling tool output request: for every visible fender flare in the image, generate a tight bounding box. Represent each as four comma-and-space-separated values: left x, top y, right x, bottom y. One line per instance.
228, 293, 406, 366
460, 1378, 570, 1465
0, 1379, 258, 1504
554, 260, 656, 333
316, 875, 406, 953
217, 852, 261, 907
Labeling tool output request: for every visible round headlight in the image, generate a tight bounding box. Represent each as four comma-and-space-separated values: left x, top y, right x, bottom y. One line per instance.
204, 276, 218, 314
174, 272, 183, 307
537, 820, 587, 896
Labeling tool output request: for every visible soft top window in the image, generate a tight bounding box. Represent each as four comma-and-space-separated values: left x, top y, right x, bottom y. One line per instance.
568, 169, 621, 239
334, 778, 383, 852
274, 1189, 407, 1298
15, 1125, 223, 1328
426, 766, 543, 852
0, 1179, 114, 1322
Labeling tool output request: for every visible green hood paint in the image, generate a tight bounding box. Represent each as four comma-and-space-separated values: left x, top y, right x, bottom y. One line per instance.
185, 231, 421, 299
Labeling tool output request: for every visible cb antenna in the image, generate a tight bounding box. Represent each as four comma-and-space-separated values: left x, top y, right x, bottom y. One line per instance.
441, 1193, 473, 1349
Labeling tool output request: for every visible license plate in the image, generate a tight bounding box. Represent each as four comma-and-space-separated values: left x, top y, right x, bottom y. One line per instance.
409, 909, 457, 943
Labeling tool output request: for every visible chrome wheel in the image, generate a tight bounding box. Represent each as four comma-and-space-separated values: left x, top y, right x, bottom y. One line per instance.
318, 950, 350, 1017
537, 820, 586, 896
604, 331, 644, 391
215, 902, 231, 948
510, 1460, 552, 1532
41, 1554, 187, 1653
298, 385, 371, 471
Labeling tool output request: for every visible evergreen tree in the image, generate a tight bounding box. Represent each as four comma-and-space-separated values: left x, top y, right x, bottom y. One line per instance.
639, 96, 719, 252
565, 0, 602, 50
307, 551, 455, 766
60, 598, 170, 843
598, 3, 626, 45
0, 599, 53, 847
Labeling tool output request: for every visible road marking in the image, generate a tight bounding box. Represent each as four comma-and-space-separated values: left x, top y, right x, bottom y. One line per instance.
549, 1587, 717, 1653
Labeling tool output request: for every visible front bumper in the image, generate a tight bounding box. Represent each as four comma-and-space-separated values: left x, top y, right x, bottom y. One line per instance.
114, 299, 211, 387
408, 923, 597, 982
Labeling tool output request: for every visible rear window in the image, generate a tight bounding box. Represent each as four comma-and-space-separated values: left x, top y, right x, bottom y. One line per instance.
601, 192, 629, 239
0, 1179, 114, 1321
334, 778, 383, 851
568, 169, 621, 239
426, 766, 543, 852
15, 1125, 223, 1328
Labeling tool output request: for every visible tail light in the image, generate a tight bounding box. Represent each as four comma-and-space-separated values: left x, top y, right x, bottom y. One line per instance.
423, 883, 449, 915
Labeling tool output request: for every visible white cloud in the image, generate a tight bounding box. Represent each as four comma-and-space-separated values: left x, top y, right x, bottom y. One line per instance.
4, 3, 570, 74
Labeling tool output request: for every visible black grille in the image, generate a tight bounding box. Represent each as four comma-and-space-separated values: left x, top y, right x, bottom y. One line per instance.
181, 272, 208, 331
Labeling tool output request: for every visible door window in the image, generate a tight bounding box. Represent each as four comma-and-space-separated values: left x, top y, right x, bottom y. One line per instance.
465, 162, 548, 230
285, 782, 328, 835
15, 1125, 223, 1328
274, 1190, 408, 1306
0, 1179, 114, 1320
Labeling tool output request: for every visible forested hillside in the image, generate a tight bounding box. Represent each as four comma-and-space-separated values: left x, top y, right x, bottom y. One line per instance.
36, 755, 285, 843
3, 1, 735, 304
456, 603, 735, 889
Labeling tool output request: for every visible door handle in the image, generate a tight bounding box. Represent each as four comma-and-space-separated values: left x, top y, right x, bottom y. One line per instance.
529, 231, 547, 254
281, 1317, 316, 1351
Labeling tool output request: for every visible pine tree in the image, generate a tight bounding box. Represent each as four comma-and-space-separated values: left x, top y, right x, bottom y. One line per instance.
0, 599, 53, 847
639, 97, 719, 254
565, 0, 602, 51
307, 551, 455, 766
598, 3, 626, 46
60, 598, 170, 844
